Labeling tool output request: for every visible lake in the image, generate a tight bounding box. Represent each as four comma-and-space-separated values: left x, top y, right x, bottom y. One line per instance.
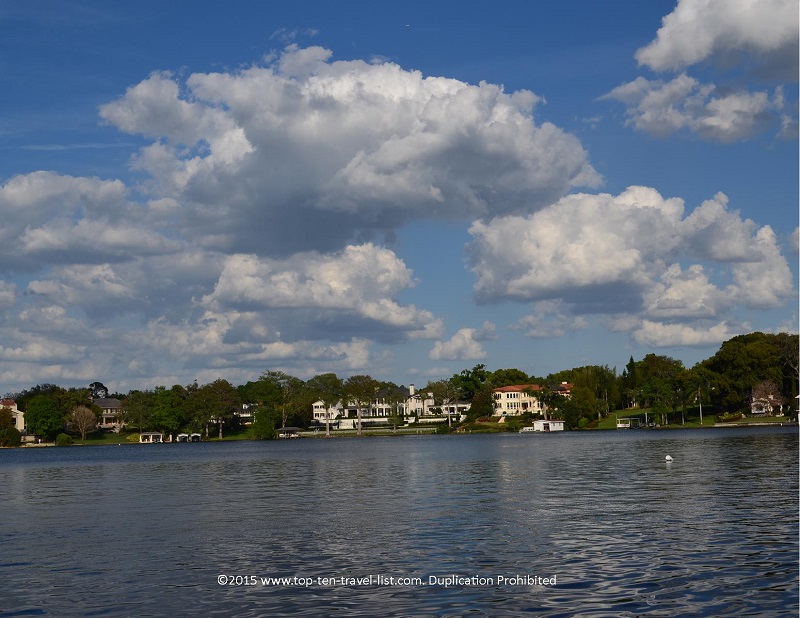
1, 426, 797, 616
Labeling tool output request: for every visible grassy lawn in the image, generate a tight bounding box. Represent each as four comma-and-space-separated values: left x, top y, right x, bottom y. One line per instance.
600, 408, 718, 430
73, 431, 139, 446
721, 415, 794, 425
599, 408, 793, 430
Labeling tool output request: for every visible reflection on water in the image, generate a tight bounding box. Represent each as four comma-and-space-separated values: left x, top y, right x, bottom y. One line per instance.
1, 427, 797, 616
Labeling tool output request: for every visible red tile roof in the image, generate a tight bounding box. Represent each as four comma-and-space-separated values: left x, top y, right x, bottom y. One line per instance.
493, 384, 542, 393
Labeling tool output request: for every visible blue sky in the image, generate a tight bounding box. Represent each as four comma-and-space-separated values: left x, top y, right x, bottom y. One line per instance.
0, 0, 797, 394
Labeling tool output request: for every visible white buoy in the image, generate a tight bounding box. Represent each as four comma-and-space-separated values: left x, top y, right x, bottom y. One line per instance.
665, 455, 673, 462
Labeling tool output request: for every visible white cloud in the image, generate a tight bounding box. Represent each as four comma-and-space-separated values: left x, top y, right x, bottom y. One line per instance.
0, 281, 16, 309
200, 244, 442, 342
469, 186, 686, 305
141, 311, 373, 375
602, 75, 784, 142
100, 45, 599, 256
513, 301, 589, 338
729, 225, 796, 308
642, 264, 729, 319
632, 320, 743, 347
0, 46, 602, 389
429, 321, 495, 360
0, 171, 180, 270
635, 0, 799, 78
468, 187, 795, 347
604, 0, 798, 142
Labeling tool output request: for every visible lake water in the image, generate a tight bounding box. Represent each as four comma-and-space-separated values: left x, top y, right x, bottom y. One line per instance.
1, 426, 797, 616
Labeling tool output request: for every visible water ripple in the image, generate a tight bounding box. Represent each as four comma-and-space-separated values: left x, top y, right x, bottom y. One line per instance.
0, 427, 796, 616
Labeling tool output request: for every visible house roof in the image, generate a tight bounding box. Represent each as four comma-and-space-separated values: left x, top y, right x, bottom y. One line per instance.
93, 398, 122, 408
493, 384, 542, 393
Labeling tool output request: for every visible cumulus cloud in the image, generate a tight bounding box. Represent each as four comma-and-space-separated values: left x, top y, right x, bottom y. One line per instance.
99, 45, 599, 256
0, 281, 16, 309
513, 301, 589, 338
603, 0, 798, 142
3, 46, 595, 390
469, 186, 685, 306
429, 321, 495, 360
0, 171, 180, 271
635, 0, 799, 79
602, 75, 785, 142
468, 186, 795, 347
199, 244, 443, 343
632, 320, 744, 348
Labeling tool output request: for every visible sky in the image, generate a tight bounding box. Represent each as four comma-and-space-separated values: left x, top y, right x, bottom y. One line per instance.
0, 0, 797, 394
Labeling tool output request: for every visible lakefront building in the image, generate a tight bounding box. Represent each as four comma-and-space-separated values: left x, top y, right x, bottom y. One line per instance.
492, 385, 544, 417
492, 383, 573, 418
95, 398, 124, 432
1, 399, 25, 432
311, 384, 469, 428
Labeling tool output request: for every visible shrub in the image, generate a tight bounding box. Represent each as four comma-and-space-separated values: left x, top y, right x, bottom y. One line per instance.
0, 426, 22, 447
55, 433, 73, 446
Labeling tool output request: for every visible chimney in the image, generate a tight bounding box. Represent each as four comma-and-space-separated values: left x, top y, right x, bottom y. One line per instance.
409, 384, 415, 396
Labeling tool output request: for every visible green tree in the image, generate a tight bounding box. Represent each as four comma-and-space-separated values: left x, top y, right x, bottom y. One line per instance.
25, 395, 64, 440
379, 383, 408, 431
775, 332, 799, 402
424, 378, 464, 426
251, 407, 278, 439
123, 390, 153, 433
452, 364, 489, 401
344, 375, 379, 436
53, 387, 92, 418
89, 382, 109, 398
306, 373, 344, 436
700, 333, 787, 413
489, 368, 529, 388
636, 354, 684, 410
534, 384, 562, 420
258, 371, 307, 429
9, 383, 60, 415
0, 407, 21, 447
193, 379, 241, 438
150, 385, 188, 434
555, 389, 595, 430
619, 356, 640, 408
466, 386, 494, 421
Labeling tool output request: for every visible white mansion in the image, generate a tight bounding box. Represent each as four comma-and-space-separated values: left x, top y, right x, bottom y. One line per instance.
492, 383, 573, 418
311, 384, 470, 428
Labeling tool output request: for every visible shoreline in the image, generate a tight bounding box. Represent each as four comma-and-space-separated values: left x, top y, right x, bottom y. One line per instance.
12, 419, 797, 448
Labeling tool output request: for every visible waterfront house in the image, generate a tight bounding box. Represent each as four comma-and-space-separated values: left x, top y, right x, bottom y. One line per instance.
492, 385, 544, 417
1, 399, 25, 432
533, 419, 565, 432
492, 383, 573, 418
95, 398, 124, 431
139, 432, 163, 443
237, 403, 257, 425
310, 383, 468, 428
750, 393, 785, 416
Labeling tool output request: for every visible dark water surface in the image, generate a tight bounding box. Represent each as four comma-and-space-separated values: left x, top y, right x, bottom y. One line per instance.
1, 427, 797, 616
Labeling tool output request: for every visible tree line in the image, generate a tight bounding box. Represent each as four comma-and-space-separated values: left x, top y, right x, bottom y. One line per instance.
2, 332, 796, 443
